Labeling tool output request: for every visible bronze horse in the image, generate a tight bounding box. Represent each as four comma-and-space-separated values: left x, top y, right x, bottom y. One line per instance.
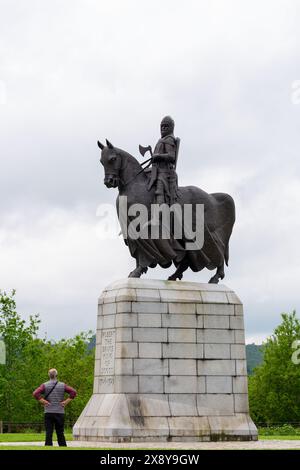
98, 139, 235, 283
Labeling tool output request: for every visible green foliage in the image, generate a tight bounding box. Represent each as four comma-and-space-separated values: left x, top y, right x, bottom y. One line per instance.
0, 290, 94, 424
259, 424, 300, 436
246, 343, 264, 375
249, 311, 300, 424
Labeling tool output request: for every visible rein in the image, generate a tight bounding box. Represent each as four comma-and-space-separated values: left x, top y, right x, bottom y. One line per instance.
119, 157, 152, 188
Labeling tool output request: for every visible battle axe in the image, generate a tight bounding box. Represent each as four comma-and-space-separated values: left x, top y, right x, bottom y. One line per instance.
139, 144, 153, 158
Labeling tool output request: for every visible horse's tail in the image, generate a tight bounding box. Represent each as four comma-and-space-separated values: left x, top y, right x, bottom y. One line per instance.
210, 192, 235, 267
224, 242, 229, 266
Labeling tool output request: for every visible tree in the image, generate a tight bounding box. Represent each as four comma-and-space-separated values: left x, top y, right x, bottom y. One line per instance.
0, 290, 40, 422
0, 290, 94, 425
249, 311, 300, 424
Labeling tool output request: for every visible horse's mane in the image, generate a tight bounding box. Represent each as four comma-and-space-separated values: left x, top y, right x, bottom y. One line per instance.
116, 147, 143, 171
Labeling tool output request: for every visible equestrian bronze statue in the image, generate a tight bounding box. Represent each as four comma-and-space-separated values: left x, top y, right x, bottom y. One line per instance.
98, 116, 235, 283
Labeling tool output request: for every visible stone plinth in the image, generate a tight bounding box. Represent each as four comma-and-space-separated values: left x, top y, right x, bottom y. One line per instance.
73, 279, 257, 442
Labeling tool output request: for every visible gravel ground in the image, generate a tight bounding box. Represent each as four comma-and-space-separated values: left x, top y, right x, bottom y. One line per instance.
1, 440, 300, 449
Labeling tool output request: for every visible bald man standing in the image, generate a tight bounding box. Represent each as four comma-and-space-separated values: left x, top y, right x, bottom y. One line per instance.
33, 368, 77, 447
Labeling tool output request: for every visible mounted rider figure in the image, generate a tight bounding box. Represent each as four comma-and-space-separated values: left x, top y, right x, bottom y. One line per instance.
146, 116, 180, 205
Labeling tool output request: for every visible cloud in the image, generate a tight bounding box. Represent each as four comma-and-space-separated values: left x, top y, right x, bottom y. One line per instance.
0, 0, 299, 340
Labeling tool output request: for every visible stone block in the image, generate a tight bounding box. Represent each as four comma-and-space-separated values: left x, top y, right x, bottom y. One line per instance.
236, 359, 247, 375
103, 290, 117, 304
163, 343, 203, 359
165, 376, 205, 394
230, 316, 244, 330
169, 394, 197, 416
206, 376, 232, 394
95, 344, 101, 359
233, 376, 248, 394
201, 291, 228, 304
116, 302, 132, 313
102, 303, 117, 315
135, 288, 160, 302
138, 313, 161, 328
234, 394, 249, 413
160, 289, 201, 303
168, 417, 210, 437
168, 302, 196, 314
208, 415, 251, 436
234, 304, 244, 315
168, 328, 196, 343
95, 330, 102, 346
197, 394, 234, 416
162, 313, 197, 328
138, 342, 162, 358
127, 394, 170, 417
97, 315, 103, 330
198, 359, 236, 376
231, 344, 246, 359
203, 315, 230, 329
133, 327, 167, 342
139, 376, 164, 393
197, 329, 234, 343
116, 288, 137, 302
197, 315, 204, 328
94, 359, 101, 376
83, 395, 104, 417
116, 328, 132, 342
204, 343, 230, 359
116, 313, 137, 328
169, 359, 197, 375
199, 304, 234, 316
134, 358, 168, 375
131, 417, 169, 438
97, 377, 115, 394
115, 342, 138, 358
114, 359, 133, 375
103, 315, 115, 329
226, 292, 242, 304
132, 301, 167, 314
97, 394, 119, 416
235, 329, 245, 344
114, 376, 138, 393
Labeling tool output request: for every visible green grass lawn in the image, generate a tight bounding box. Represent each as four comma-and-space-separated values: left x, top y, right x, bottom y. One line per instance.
0, 446, 103, 450
0, 433, 73, 442
0, 432, 300, 450
1, 433, 300, 443
259, 435, 300, 440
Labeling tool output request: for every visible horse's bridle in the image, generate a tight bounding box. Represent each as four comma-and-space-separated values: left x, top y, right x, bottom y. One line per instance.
105, 153, 152, 188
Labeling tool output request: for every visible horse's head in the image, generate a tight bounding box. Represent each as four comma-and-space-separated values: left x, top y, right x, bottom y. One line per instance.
97, 139, 122, 188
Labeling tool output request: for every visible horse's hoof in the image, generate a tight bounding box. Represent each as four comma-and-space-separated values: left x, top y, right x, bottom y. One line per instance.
208, 276, 219, 284
128, 272, 139, 278
128, 269, 141, 278
168, 274, 182, 281
128, 266, 148, 278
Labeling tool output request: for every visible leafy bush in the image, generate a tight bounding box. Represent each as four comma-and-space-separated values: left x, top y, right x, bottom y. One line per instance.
259, 424, 300, 436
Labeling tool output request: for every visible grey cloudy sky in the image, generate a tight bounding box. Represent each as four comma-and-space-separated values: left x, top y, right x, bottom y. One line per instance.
0, 0, 299, 342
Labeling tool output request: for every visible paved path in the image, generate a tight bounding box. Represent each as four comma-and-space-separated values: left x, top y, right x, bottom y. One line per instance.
1, 440, 300, 449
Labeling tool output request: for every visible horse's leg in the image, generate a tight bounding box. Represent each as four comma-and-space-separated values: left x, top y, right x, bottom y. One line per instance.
208, 262, 225, 284
128, 260, 148, 278
168, 258, 189, 281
